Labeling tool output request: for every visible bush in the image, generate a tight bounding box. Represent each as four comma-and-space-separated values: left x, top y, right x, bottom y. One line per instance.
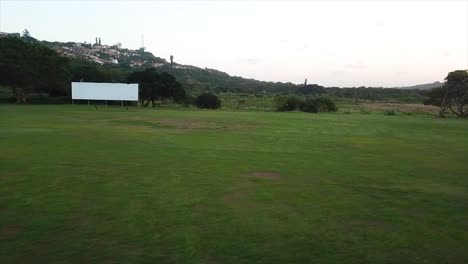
275, 96, 337, 113
194, 93, 221, 109
299, 97, 338, 113
180, 95, 194, 107
300, 98, 319, 113
315, 97, 337, 112
275, 96, 304, 111
383, 110, 396, 116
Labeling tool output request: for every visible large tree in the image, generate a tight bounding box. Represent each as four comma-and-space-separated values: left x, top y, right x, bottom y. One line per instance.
0, 36, 71, 102
127, 68, 185, 107
425, 70, 468, 118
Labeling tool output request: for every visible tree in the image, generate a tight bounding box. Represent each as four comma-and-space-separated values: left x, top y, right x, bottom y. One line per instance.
0, 37, 71, 102
296, 84, 326, 95
69, 58, 127, 83
194, 93, 221, 109
127, 68, 185, 107
425, 70, 468, 118
424, 87, 448, 117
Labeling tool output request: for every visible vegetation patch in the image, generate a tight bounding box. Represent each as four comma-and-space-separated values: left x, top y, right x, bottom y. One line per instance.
361, 102, 439, 114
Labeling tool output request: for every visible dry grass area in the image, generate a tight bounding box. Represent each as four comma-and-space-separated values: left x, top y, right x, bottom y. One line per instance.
359, 102, 439, 114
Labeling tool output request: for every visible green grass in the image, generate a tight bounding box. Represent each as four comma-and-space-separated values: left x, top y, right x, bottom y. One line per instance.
1, 105, 468, 263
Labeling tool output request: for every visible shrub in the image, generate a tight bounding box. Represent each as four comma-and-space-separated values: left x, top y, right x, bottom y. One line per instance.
315, 97, 337, 112
275, 96, 337, 113
275, 96, 304, 111
194, 93, 221, 109
299, 97, 338, 113
180, 95, 194, 107
300, 98, 319, 113
383, 110, 396, 116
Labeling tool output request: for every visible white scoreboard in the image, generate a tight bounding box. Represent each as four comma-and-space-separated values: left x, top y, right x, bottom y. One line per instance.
71, 82, 139, 101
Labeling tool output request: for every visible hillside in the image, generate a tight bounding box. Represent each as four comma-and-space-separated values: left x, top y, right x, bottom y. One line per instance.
8, 32, 299, 94
0, 31, 433, 102
392, 82, 443, 90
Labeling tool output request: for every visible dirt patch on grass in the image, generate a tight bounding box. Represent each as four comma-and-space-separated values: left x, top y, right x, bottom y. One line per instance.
223, 172, 282, 207
157, 119, 222, 129
223, 180, 251, 203
243, 172, 281, 180
110, 117, 257, 131
340, 219, 393, 233
223, 189, 248, 203
0, 225, 22, 240
0, 171, 22, 181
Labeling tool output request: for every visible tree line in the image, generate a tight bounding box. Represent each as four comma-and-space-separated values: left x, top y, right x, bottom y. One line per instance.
2, 35, 466, 116
0, 36, 187, 106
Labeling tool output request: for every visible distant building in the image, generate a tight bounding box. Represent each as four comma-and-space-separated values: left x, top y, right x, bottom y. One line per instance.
0, 32, 21, 38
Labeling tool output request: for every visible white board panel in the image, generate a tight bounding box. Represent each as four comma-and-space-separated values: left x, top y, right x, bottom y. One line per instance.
71, 82, 139, 101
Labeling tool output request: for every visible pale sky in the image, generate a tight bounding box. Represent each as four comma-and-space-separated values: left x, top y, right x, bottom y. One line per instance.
1, 0, 467, 87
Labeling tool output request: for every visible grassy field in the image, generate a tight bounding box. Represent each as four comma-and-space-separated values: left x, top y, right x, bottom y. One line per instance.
1, 105, 468, 263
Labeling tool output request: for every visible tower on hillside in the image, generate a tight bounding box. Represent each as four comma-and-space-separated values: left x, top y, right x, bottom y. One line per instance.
98, 37, 101, 45
304, 78, 308, 87
170, 55, 174, 68
140, 34, 145, 51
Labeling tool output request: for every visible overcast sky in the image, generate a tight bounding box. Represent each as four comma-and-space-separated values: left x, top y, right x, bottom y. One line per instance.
1, 0, 467, 87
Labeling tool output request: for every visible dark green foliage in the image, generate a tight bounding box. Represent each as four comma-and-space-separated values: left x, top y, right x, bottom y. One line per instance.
299, 98, 319, 113
276, 96, 337, 113
424, 87, 446, 107
383, 110, 396, 116
180, 95, 195, 107
127, 68, 185, 107
315, 97, 338, 112
194, 93, 221, 109
424, 70, 468, 118
0, 37, 71, 101
296, 84, 326, 96
300, 98, 337, 113
69, 59, 129, 83
275, 96, 303, 111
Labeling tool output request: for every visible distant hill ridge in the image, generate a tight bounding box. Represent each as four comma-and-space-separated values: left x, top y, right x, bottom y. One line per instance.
390, 82, 443, 90
1, 31, 442, 94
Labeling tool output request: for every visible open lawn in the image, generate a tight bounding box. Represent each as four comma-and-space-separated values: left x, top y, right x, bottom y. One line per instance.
1, 105, 468, 263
